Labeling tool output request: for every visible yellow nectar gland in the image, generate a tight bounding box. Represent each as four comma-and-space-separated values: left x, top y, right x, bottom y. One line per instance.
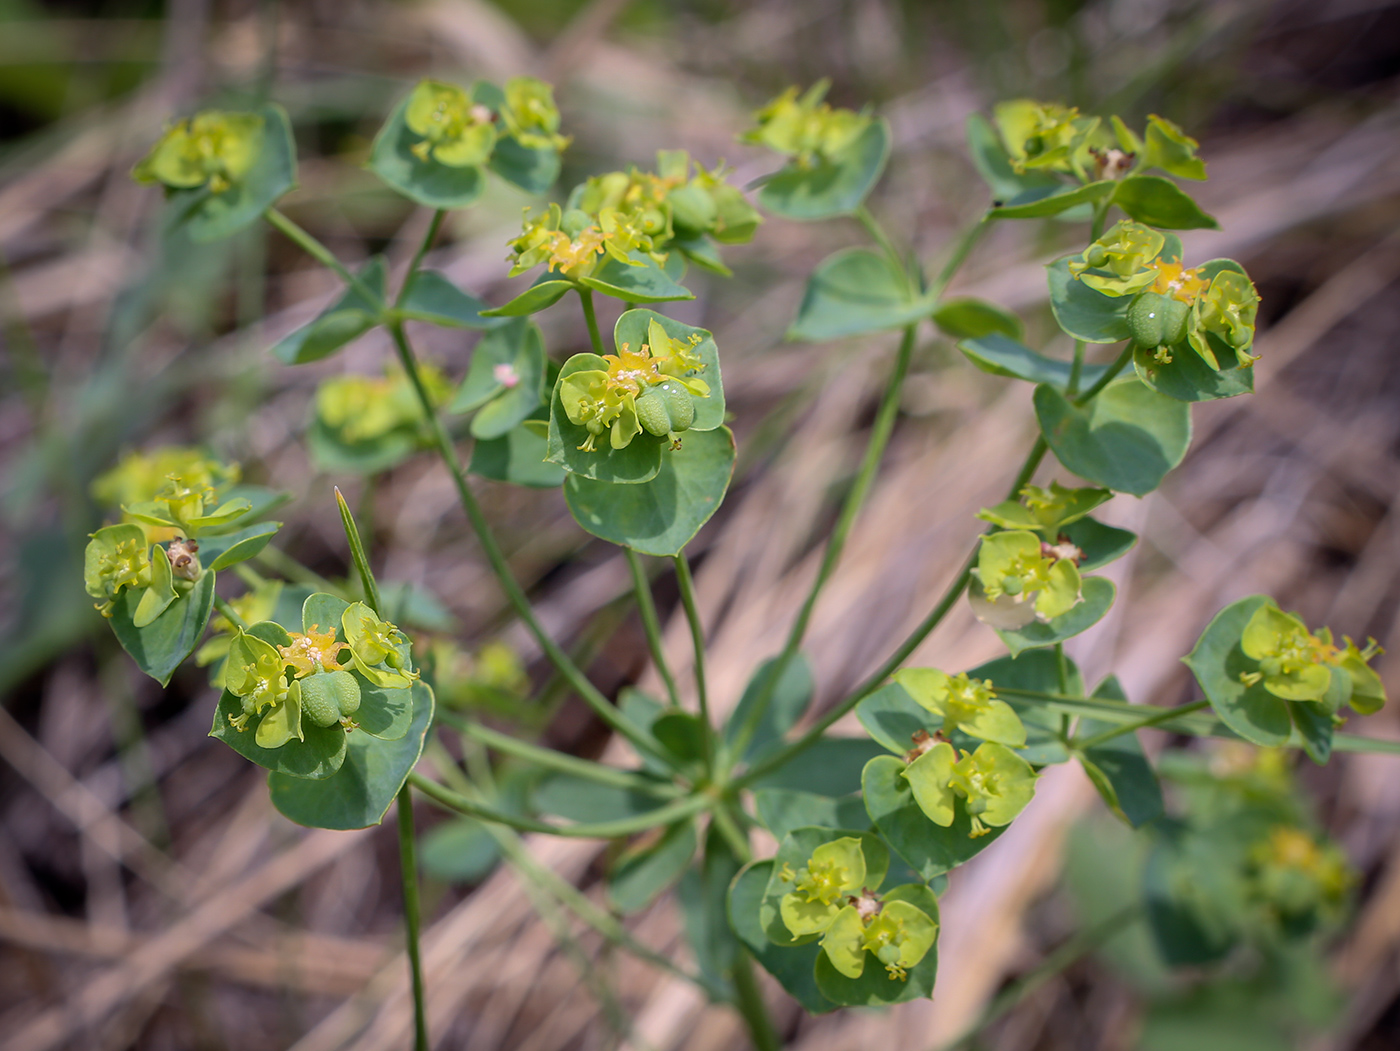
1147, 259, 1208, 303
604, 342, 664, 396
544, 227, 609, 274
279, 625, 345, 678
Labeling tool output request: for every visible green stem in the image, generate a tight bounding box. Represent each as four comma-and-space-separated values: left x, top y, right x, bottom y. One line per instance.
626, 548, 680, 707
1073, 699, 1212, 752
736, 435, 1048, 789
578, 287, 605, 356
264, 208, 380, 308
213, 595, 249, 632
673, 552, 714, 772
731, 951, 782, 1051
388, 320, 667, 763
408, 771, 709, 838
928, 212, 992, 301
1054, 643, 1071, 740
425, 743, 720, 1002
402, 210, 447, 295
856, 204, 908, 290
1066, 340, 1087, 397
1090, 199, 1111, 241
934, 905, 1140, 1051
439, 711, 684, 796
728, 324, 917, 768
709, 803, 751, 863
1073, 344, 1133, 405
396, 785, 429, 1051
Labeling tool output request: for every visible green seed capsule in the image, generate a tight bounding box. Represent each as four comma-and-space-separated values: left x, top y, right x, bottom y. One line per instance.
635, 382, 695, 439
299, 669, 362, 728
1126, 291, 1190, 349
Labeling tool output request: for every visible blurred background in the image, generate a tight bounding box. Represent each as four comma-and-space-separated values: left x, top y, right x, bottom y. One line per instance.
3, 0, 1400, 1048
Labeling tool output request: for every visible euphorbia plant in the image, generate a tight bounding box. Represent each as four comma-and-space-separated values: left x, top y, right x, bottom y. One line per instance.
90, 75, 1395, 1049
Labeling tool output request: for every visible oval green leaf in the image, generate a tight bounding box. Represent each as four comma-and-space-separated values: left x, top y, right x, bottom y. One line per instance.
1047, 257, 1133, 344
272, 257, 385, 365
862, 755, 1005, 880
398, 270, 500, 330
564, 426, 734, 557
932, 297, 1024, 341
368, 94, 486, 210
960, 333, 1109, 392
788, 248, 933, 341
269, 681, 435, 828
577, 252, 694, 304
1182, 594, 1295, 747
108, 570, 216, 686
991, 180, 1114, 220
469, 423, 564, 488
1034, 378, 1192, 496
481, 275, 575, 318
994, 576, 1117, 657
754, 789, 872, 841
449, 319, 546, 440
171, 104, 297, 243
608, 820, 698, 914
758, 118, 890, 221
1113, 175, 1219, 230
204, 521, 282, 572
1058, 515, 1137, 572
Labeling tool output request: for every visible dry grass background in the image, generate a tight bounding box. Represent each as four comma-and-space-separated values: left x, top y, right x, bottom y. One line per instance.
3, 0, 1400, 1048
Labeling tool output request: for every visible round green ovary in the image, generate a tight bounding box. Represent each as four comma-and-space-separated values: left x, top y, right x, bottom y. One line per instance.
298, 670, 362, 727
635, 382, 695, 438
1127, 292, 1189, 349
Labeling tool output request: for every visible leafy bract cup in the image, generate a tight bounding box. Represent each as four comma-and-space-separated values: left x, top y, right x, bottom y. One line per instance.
211, 594, 418, 781
133, 105, 296, 241
1186, 595, 1386, 759
969, 530, 1083, 631
892, 669, 1026, 747
546, 310, 725, 484
761, 829, 939, 998
491, 151, 758, 314
1067, 220, 1260, 370
310, 362, 453, 475
370, 76, 569, 209
903, 736, 1038, 839
741, 80, 890, 221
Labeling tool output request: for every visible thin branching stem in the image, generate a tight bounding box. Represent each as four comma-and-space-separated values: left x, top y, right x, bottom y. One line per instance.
673, 552, 714, 773
395, 786, 429, 1051
212, 595, 249, 632
627, 549, 680, 707
578, 287, 605, 355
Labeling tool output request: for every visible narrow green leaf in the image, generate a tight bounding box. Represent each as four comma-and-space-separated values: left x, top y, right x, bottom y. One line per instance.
577, 252, 694, 304
754, 789, 871, 840
335, 489, 381, 613
932, 297, 1024, 341
1078, 676, 1164, 828
725, 653, 815, 762
204, 521, 281, 571
960, 333, 1108, 391
481, 275, 575, 318
272, 257, 386, 365
608, 820, 699, 913
991, 180, 1114, 220
398, 270, 500, 330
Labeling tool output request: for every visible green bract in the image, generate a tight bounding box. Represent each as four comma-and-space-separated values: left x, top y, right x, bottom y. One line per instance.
92, 447, 239, 512
84, 524, 153, 618
1064, 221, 1260, 373
993, 99, 1096, 175
133, 110, 263, 193
977, 480, 1112, 536
121, 467, 252, 539
778, 837, 867, 938
224, 630, 302, 748
970, 530, 1082, 630
404, 80, 497, 167
741, 80, 871, 168
892, 669, 1026, 747
342, 601, 417, 689
311, 362, 452, 474
904, 740, 1038, 837
821, 898, 938, 982
1237, 603, 1385, 712
500, 76, 569, 151
1143, 114, 1207, 181
550, 312, 721, 476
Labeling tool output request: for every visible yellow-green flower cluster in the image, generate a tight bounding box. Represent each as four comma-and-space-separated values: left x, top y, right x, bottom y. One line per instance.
1238, 603, 1385, 715
1247, 825, 1352, 928
1070, 221, 1260, 368
904, 737, 1039, 839
970, 531, 1083, 630
994, 99, 1096, 175
316, 363, 452, 444
741, 81, 872, 168
195, 580, 283, 686
560, 319, 710, 452
404, 77, 569, 169
893, 668, 1026, 747
133, 111, 264, 194
224, 602, 415, 747
776, 838, 938, 982
84, 524, 154, 618
508, 152, 758, 280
